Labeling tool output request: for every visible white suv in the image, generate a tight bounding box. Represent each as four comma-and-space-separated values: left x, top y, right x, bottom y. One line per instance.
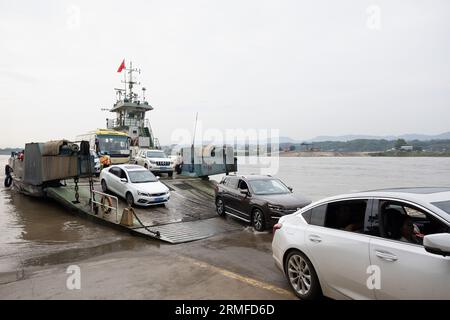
135, 149, 174, 177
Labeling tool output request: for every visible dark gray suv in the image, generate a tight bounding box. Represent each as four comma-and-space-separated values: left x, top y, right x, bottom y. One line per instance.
214, 175, 311, 231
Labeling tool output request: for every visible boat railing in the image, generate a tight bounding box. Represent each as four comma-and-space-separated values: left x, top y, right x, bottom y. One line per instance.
90, 190, 119, 223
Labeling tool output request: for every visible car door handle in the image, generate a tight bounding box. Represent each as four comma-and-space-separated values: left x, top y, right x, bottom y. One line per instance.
308, 235, 322, 243
375, 250, 398, 262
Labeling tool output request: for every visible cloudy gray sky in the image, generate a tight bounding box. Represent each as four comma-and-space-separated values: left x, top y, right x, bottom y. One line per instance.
0, 0, 449, 147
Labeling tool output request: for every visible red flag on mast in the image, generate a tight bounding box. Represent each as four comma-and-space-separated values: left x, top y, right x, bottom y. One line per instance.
117, 59, 125, 73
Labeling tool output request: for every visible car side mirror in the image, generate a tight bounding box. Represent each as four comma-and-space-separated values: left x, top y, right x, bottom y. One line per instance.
120, 178, 128, 183
240, 189, 249, 195
423, 233, 450, 256
156, 176, 160, 180
288, 187, 293, 192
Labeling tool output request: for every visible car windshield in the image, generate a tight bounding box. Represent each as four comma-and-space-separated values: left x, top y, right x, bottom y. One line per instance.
97, 135, 129, 155
249, 179, 291, 195
431, 201, 450, 215
146, 151, 167, 158
127, 170, 158, 183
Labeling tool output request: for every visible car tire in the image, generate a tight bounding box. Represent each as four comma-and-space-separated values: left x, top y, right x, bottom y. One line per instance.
144, 163, 148, 169
168, 171, 173, 178
252, 208, 266, 231
285, 250, 322, 300
101, 179, 108, 193
216, 197, 225, 217
126, 192, 134, 207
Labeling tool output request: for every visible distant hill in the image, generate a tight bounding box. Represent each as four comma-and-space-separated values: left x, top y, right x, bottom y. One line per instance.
306, 131, 450, 142
280, 139, 450, 153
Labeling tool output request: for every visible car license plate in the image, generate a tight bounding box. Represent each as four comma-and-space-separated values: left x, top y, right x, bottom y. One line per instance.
154, 197, 164, 202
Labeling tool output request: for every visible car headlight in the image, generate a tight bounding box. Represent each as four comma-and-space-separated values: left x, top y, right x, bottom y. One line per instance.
268, 204, 284, 212
137, 191, 151, 197
150, 160, 156, 164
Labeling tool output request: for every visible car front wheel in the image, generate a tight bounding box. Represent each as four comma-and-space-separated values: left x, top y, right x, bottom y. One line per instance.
101, 179, 108, 193
252, 208, 266, 231
285, 250, 322, 300
216, 198, 225, 216
126, 192, 134, 207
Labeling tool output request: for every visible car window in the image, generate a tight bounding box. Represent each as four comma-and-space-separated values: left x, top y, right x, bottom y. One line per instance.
109, 167, 119, 177
373, 200, 449, 246
309, 204, 327, 226
431, 200, 450, 215
226, 177, 238, 189
119, 169, 127, 180
147, 151, 167, 158
312, 200, 368, 233
248, 179, 290, 195
238, 180, 248, 190
128, 170, 158, 183
302, 209, 312, 223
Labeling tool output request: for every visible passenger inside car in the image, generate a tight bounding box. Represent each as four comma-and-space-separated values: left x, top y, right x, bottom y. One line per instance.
325, 201, 366, 233
382, 206, 423, 244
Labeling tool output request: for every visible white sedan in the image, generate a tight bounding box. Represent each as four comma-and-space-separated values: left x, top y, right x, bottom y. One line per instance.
272, 187, 450, 300
100, 164, 170, 206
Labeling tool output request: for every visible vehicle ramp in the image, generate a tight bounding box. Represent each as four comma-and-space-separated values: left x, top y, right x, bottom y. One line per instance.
46, 178, 243, 244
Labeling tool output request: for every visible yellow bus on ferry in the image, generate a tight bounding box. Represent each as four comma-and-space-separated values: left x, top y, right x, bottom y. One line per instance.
77, 129, 130, 165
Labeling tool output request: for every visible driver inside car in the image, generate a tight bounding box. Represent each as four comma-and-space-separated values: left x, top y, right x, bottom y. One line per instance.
400, 216, 422, 245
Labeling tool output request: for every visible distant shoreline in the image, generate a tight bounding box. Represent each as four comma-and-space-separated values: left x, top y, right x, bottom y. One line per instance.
279, 151, 450, 157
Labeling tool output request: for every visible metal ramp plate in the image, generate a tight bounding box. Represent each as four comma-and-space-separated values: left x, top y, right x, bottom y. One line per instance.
46, 178, 241, 244
133, 218, 242, 244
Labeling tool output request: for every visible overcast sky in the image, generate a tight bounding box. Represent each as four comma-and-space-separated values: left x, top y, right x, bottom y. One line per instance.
0, 0, 449, 147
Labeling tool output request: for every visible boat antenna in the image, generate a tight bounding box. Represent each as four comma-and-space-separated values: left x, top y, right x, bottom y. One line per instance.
192, 112, 199, 147
121, 61, 140, 102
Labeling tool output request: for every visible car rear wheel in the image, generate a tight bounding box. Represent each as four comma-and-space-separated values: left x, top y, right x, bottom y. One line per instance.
216, 198, 225, 216
285, 250, 322, 300
101, 179, 108, 193
126, 192, 134, 207
252, 209, 266, 231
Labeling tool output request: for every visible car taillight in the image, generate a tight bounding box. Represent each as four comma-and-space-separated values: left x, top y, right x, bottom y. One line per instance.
273, 223, 282, 235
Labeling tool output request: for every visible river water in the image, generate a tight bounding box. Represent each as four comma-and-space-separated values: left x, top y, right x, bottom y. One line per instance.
1, 154, 449, 273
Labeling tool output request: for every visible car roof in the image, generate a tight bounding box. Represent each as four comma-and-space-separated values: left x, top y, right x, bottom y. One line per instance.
308, 187, 450, 221
225, 174, 278, 181
140, 149, 164, 152
335, 187, 450, 202
111, 164, 146, 171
